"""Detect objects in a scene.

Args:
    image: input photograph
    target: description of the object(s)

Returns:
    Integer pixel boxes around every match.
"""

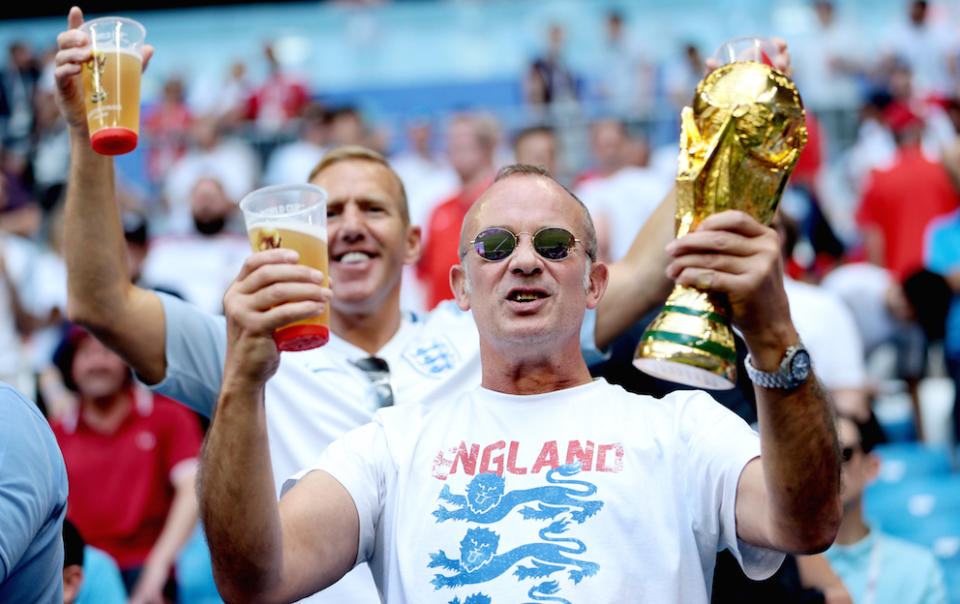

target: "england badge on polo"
[404,336,461,377]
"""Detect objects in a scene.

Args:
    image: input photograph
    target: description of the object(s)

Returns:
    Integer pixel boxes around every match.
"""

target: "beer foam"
[250,220,327,241]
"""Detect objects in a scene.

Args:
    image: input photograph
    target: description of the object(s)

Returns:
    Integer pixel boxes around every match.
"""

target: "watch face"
[790,350,812,382]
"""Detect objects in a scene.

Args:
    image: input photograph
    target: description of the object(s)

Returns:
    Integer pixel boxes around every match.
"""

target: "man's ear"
[586,262,609,310]
[403,225,422,266]
[62,564,84,604]
[865,452,881,483]
[450,263,471,311]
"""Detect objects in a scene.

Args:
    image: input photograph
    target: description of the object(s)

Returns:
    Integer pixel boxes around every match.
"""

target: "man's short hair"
[472,164,598,262]
[308,145,410,225]
[62,519,85,569]
[841,413,883,454]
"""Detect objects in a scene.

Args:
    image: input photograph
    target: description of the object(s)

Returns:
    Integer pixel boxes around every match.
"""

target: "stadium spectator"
[263,101,329,186]
[524,23,578,113]
[143,76,193,187]
[593,11,654,120]
[244,43,310,135]
[512,124,560,180]
[50,327,202,603]
[882,0,959,102]
[418,112,498,307]
[62,519,126,604]
[804,415,948,603]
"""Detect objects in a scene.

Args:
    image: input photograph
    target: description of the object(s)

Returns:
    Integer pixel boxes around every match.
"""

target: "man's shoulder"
[878,532,942,566]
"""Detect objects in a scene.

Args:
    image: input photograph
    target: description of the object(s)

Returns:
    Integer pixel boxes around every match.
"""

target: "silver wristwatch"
[744,342,811,390]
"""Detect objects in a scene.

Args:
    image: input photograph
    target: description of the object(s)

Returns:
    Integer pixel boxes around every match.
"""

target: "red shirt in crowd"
[51,387,203,570]
[856,145,960,282]
[418,177,493,308]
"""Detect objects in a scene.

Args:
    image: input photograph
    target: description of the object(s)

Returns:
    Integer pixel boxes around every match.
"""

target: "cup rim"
[239,183,328,220]
[79,16,146,44]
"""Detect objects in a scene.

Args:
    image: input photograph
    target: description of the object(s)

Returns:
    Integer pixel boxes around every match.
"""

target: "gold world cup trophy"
[633,44,807,390]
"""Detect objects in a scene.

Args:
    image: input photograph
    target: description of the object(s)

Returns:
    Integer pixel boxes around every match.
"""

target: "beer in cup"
[78,17,145,155]
[239,184,330,351]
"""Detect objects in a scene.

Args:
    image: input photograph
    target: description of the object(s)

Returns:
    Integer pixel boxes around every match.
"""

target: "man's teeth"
[340,252,371,264]
[510,291,543,302]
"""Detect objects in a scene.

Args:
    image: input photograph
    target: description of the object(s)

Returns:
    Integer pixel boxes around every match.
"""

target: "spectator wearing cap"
[50,327,202,604]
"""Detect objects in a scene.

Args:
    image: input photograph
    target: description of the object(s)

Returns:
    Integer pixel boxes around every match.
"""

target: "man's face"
[590,121,626,173]
[515,133,558,177]
[452,175,605,349]
[448,120,489,182]
[72,337,129,400]
[312,160,420,315]
[838,417,878,509]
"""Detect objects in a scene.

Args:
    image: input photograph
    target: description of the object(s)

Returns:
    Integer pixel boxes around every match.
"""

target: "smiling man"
[200,165,841,603]
[54,7,674,602]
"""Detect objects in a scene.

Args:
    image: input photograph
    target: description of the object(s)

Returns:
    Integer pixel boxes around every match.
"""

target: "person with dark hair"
[0,382,67,603]
[62,519,126,604]
[50,327,202,604]
[512,125,559,179]
[808,415,947,603]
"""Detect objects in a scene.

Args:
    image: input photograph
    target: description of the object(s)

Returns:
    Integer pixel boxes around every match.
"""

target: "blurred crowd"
[1,0,960,602]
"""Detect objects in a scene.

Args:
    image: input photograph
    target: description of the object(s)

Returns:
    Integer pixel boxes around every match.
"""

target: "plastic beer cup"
[78,17,145,155]
[713,36,779,67]
[239,184,330,351]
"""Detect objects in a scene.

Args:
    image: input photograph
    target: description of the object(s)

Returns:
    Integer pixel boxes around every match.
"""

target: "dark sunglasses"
[351,356,394,408]
[470,227,582,262]
[841,445,861,463]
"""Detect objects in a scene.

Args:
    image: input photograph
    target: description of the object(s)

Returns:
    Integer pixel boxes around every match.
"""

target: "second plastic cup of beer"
[239,184,330,351]
[78,16,145,155]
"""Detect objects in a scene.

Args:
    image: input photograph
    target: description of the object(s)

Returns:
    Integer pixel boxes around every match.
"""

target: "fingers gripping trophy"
[633,38,807,390]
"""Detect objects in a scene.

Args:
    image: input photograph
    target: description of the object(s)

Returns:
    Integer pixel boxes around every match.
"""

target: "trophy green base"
[632,285,737,390]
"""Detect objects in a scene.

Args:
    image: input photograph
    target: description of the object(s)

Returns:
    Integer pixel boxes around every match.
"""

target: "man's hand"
[128,559,168,604]
[221,249,331,390]
[54,6,154,135]
[666,210,796,365]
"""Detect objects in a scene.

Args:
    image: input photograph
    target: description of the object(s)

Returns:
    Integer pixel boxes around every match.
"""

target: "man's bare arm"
[199,250,354,603]
[668,211,841,553]
[594,189,675,349]
[56,6,166,383]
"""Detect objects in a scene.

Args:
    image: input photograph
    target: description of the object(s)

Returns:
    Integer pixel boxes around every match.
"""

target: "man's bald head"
[459,164,598,263]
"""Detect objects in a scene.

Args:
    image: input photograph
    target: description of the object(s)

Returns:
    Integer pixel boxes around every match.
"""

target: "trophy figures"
[633,40,808,389]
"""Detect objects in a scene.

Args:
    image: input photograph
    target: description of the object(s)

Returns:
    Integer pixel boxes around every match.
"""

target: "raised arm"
[199,250,356,603]
[593,189,675,349]
[667,210,841,553]
[56,6,166,384]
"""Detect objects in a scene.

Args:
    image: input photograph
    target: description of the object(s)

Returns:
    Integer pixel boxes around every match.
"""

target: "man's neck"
[331,292,404,355]
[81,390,133,434]
[835,501,871,545]
[479,336,592,395]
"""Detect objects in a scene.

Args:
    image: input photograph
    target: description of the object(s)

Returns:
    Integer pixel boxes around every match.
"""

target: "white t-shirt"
[783,277,866,391]
[151,294,605,603]
[287,380,783,603]
[575,167,671,262]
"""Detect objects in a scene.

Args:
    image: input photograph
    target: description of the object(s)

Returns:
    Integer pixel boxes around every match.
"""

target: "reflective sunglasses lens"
[474,228,516,261]
[534,228,576,260]
[841,447,855,463]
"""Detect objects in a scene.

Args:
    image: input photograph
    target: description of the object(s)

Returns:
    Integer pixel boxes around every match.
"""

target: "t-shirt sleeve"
[676,390,785,580]
[149,291,227,418]
[0,387,67,583]
[281,422,391,567]
[155,397,203,486]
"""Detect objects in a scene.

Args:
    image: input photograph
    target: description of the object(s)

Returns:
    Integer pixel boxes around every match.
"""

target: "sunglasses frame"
[469,226,583,262]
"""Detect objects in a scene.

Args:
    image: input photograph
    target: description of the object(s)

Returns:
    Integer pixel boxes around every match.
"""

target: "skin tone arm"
[667,211,842,553]
[129,468,199,604]
[199,250,358,604]
[55,7,167,384]
[796,554,853,604]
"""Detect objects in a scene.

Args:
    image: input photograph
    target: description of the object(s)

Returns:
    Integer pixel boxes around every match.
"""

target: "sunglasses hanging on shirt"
[350,356,394,408]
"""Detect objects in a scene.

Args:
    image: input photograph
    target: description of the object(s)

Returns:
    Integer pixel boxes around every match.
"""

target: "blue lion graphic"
[449,594,491,604]
[433,463,603,524]
[526,580,571,603]
[428,519,599,590]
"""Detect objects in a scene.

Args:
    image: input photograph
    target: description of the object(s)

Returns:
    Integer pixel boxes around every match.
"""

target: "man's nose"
[337,203,366,241]
[510,234,543,275]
